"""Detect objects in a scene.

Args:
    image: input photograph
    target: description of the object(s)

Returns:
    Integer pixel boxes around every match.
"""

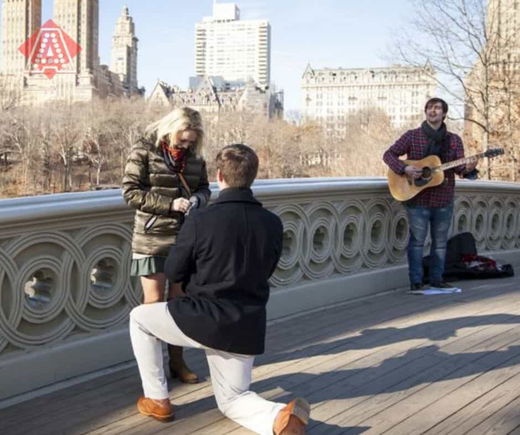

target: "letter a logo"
[18,19,82,79]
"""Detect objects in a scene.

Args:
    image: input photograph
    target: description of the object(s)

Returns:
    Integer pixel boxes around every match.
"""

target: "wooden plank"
[384,350,520,434]
[298,295,520,422]
[302,302,520,430]
[87,285,520,434]
[95,294,512,434]
[459,391,520,434]
[424,369,520,434]
[216,320,520,435]
[0,277,518,435]
[354,328,520,434]
[304,322,520,432]
[195,299,520,433]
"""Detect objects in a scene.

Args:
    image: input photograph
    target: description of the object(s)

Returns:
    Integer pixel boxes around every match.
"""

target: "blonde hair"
[145,107,204,155]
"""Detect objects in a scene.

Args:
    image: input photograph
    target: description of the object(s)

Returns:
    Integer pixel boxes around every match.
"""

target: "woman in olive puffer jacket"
[122,107,210,384]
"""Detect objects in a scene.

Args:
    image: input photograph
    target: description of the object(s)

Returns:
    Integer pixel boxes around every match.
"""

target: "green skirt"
[130,256,167,277]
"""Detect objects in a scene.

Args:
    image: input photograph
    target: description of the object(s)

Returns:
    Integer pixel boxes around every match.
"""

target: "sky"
[33,0,415,112]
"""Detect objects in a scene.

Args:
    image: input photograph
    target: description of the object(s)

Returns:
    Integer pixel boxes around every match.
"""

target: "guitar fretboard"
[437,152,488,171]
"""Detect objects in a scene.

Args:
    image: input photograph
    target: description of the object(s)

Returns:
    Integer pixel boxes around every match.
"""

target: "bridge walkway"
[2,275,520,434]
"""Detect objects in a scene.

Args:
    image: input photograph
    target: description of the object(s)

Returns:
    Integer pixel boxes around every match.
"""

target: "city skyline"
[0,0,140,103]
[1,0,414,111]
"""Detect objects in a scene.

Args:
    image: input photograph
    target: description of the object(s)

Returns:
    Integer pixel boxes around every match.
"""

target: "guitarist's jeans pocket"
[406,205,454,285]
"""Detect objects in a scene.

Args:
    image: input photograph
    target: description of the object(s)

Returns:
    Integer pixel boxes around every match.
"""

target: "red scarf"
[161,141,187,173]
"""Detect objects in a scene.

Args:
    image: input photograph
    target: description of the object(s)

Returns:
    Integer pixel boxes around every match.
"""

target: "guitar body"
[386,147,503,201]
[388,155,444,201]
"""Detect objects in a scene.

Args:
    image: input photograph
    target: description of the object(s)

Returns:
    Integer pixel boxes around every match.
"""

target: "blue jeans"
[406,205,454,285]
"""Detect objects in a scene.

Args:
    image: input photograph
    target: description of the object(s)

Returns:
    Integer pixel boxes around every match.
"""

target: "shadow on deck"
[1,276,520,434]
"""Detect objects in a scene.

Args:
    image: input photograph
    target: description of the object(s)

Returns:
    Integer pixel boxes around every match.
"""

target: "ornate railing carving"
[0,178,518,401]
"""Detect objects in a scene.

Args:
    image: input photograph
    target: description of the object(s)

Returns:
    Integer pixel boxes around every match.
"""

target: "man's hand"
[404,165,423,180]
[465,156,478,173]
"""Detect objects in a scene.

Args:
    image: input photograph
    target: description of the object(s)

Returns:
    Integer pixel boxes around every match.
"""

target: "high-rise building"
[53,0,99,75]
[301,64,436,137]
[487,0,520,54]
[464,0,520,180]
[110,6,138,94]
[466,0,520,118]
[30,0,100,103]
[195,2,270,89]
[1,0,42,77]
[0,0,141,104]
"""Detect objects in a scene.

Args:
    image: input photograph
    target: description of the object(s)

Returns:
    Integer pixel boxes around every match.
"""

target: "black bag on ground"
[422,232,514,281]
[445,232,477,266]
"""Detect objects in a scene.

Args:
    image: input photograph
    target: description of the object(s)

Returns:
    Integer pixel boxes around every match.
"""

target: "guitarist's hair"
[424,98,448,117]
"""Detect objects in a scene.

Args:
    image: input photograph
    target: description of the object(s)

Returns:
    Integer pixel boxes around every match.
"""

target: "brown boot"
[273,398,310,435]
[137,397,174,422]
[167,345,199,384]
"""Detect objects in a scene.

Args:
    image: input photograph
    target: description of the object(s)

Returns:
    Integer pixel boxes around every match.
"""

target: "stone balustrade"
[0,178,519,403]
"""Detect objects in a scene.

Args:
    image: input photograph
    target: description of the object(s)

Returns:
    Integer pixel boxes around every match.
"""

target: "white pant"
[129,303,284,435]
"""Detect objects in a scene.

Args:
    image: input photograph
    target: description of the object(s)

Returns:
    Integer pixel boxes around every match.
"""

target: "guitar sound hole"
[421,167,432,178]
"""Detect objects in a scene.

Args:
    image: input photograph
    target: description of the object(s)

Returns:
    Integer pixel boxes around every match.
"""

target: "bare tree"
[0,99,402,198]
[0,76,21,112]
[101,97,157,181]
[0,108,47,196]
[334,107,399,177]
[393,0,520,180]
[45,104,87,192]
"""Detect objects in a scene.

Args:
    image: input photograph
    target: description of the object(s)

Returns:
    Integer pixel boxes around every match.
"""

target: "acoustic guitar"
[387,148,504,201]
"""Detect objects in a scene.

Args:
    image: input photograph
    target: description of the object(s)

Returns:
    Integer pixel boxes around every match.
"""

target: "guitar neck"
[438,152,485,171]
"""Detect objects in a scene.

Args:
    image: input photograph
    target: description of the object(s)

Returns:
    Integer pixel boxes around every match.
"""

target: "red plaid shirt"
[383,127,466,207]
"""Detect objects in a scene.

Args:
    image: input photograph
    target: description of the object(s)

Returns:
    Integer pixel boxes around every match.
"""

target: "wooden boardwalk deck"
[2,276,520,434]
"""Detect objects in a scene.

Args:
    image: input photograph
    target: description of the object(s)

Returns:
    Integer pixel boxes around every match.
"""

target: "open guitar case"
[422,232,514,282]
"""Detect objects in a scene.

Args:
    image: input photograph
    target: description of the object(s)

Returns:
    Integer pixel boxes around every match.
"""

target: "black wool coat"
[165,187,283,355]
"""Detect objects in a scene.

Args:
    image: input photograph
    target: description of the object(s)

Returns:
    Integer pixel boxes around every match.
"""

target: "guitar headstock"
[484,148,504,158]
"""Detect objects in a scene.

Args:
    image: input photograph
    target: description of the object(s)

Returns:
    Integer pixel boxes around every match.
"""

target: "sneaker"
[408,283,425,295]
[430,281,453,289]
[410,283,424,291]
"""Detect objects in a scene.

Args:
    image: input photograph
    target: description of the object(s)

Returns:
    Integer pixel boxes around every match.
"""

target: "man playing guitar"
[383,98,478,291]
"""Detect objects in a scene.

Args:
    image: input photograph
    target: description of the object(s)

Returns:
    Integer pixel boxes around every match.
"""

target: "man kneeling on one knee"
[129,144,310,435]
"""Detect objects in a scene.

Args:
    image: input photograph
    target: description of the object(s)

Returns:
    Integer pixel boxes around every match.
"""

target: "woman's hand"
[172,197,191,213]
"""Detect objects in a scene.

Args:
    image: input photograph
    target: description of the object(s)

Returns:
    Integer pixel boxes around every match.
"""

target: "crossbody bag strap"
[178,172,192,197]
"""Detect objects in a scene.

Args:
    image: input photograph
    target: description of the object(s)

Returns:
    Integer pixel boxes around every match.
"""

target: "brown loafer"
[137,397,174,422]
[273,397,310,434]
